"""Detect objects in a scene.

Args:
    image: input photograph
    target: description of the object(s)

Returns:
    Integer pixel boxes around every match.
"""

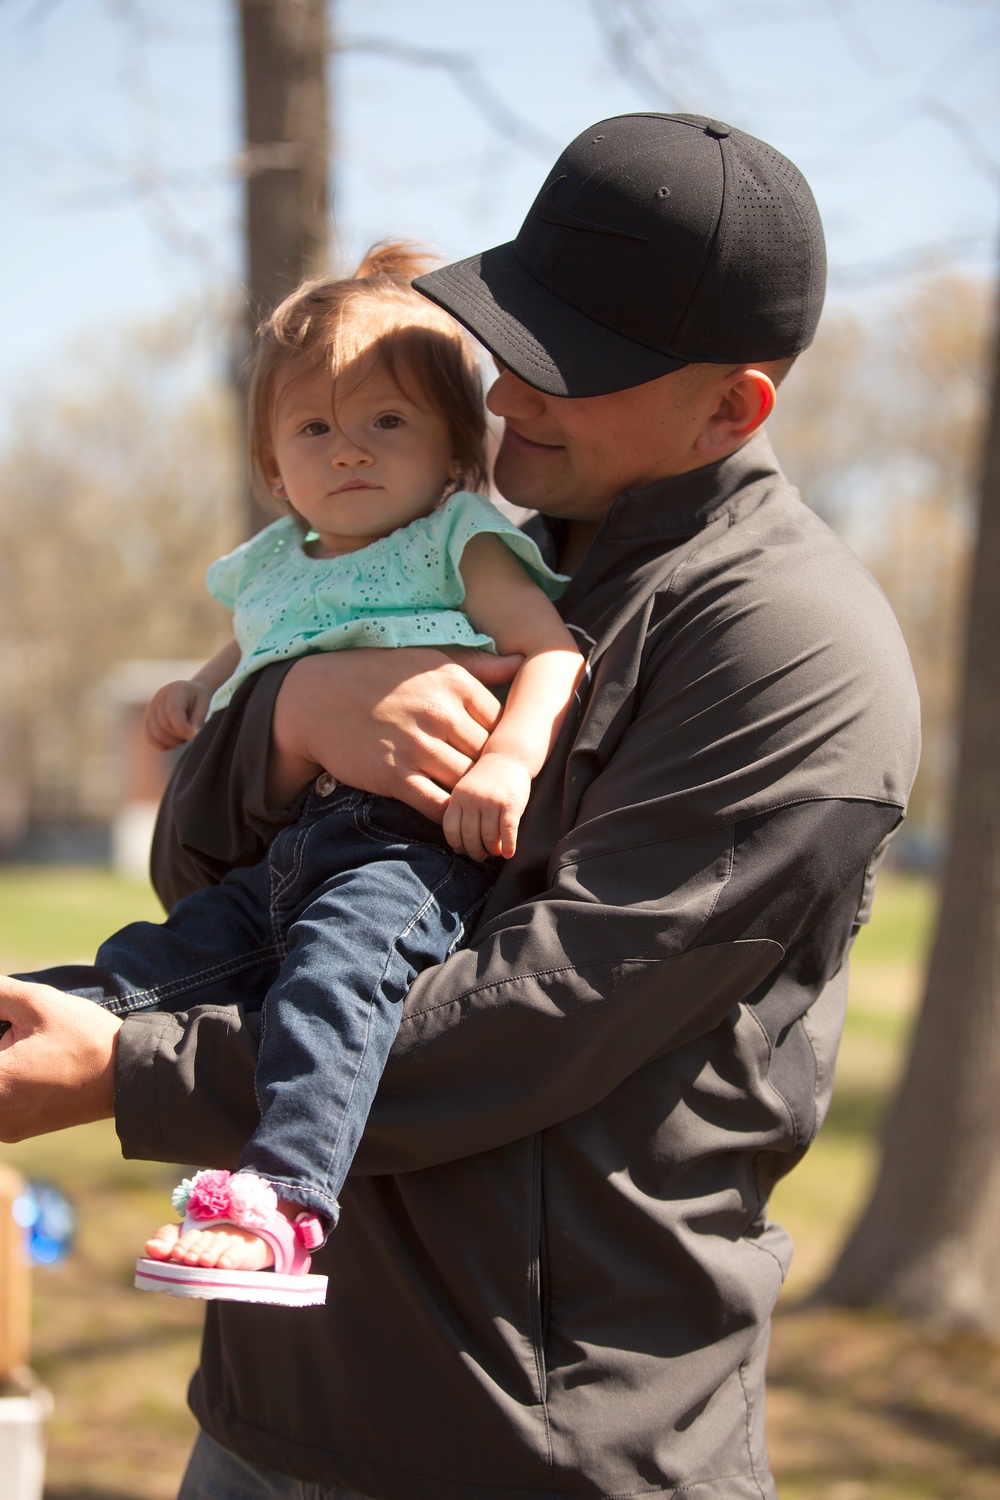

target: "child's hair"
[247,242,489,507]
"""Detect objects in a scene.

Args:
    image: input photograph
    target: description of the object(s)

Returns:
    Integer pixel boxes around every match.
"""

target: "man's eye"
[374,414,403,429]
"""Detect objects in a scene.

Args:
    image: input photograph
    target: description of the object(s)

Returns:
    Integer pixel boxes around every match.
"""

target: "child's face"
[266,355,460,556]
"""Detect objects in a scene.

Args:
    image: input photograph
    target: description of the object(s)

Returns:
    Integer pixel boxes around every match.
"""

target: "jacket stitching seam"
[742,1003,798,1150]
[397,956,662,1026]
[692,828,734,941]
[528,1133,554,1478]
[151,1013,171,1162]
[398,944,777,1028]
[551,794,907,873]
[737,1357,768,1500]
[100,946,286,1013]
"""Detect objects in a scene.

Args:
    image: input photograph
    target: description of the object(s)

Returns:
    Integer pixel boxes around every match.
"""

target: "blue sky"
[1,0,997,404]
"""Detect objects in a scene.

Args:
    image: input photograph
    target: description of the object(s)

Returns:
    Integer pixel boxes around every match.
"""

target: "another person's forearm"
[266,648,517,814]
[0,980,120,1142]
[267,655,325,806]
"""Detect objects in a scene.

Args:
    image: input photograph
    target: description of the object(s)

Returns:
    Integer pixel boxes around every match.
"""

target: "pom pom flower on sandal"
[135,1169,328,1307]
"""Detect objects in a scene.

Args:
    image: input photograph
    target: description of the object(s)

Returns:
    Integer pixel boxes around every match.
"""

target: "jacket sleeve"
[149,662,301,911]
[116,612,907,1174]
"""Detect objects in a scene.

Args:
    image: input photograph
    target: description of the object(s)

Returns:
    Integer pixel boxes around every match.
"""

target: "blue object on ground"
[12,1181,75,1265]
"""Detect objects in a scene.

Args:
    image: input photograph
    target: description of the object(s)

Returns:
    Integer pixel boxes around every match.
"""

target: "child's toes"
[190,1231,229,1268]
[170,1230,203,1266]
[166,1225,272,1271]
[171,1229,216,1265]
[192,1229,241,1268]
[145,1222,181,1260]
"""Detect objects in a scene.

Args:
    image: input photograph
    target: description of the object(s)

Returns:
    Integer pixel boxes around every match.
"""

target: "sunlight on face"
[267,355,460,557]
[486,362,729,522]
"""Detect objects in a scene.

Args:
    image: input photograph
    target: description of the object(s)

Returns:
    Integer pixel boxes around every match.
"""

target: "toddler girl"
[21,245,582,1305]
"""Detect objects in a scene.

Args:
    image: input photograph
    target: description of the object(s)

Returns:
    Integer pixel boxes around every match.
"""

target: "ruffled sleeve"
[206,518,297,612]
[432,492,569,604]
[206,550,241,612]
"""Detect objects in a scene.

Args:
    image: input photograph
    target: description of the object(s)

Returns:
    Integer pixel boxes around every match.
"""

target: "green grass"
[0,867,164,971]
[849,872,937,968]
[771,870,938,1297]
[0,866,199,1497]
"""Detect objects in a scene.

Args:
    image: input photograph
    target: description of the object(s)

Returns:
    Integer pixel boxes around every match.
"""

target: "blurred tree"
[0,315,240,832]
[771,274,989,842]
[819,270,1000,1330]
[237,0,332,536]
[0,3,334,828]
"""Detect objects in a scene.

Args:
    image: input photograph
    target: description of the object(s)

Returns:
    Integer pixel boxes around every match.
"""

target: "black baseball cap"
[414,113,826,398]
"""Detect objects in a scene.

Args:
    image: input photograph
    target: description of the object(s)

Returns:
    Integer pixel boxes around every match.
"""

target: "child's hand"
[143,680,212,750]
[443,753,532,862]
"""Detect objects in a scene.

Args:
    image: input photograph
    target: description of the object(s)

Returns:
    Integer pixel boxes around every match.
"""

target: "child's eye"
[374,413,404,430]
[302,420,329,436]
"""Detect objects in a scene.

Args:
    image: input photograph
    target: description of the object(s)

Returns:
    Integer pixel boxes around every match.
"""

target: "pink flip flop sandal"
[134,1170,328,1307]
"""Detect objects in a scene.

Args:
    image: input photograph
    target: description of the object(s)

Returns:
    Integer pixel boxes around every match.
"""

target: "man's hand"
[267,647,522,819]
[0,978,120,1142]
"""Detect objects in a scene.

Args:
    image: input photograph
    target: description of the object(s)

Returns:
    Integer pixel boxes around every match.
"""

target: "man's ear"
[694,368,776,459]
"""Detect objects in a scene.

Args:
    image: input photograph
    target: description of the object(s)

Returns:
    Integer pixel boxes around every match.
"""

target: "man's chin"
[493,453,565,516]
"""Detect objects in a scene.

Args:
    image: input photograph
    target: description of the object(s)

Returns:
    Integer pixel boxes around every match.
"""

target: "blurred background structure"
[1,1,1000,1495]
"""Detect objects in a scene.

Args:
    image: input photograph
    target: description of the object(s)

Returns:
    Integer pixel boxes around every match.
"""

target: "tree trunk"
[820,273,1000,1328]
[237,0,331,535]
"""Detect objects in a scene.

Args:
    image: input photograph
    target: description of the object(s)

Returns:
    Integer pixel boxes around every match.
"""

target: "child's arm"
[143,638,242,751]
[445,533,584,861]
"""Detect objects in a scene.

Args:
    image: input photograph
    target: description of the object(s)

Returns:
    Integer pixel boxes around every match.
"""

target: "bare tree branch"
[336,35,559,157]
[594,0,999,292]
[588,0,715,111]
[101,0,234,281]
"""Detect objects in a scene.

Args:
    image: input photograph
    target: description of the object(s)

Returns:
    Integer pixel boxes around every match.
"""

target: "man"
[0,115,918,1499]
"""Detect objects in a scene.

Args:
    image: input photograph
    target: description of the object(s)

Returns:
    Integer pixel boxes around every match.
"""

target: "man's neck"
[559,519,603,575]
[554,433,768,574]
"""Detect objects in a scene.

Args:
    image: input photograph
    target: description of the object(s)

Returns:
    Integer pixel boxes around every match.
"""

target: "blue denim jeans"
[25,786,496,1227]
[178,1429,373,1499]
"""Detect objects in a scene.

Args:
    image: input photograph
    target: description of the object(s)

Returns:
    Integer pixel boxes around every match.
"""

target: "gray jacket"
[117,433,920,1499]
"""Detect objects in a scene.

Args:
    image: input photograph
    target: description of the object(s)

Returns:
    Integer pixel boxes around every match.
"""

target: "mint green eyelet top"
[206,491,568,716]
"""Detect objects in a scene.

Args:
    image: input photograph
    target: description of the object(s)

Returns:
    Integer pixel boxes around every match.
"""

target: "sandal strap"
[174,1170,313,1276]
[179,1209,306,1275]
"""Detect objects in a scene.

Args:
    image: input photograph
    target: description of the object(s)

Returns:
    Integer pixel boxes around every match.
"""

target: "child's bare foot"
[145,1220,275,1272]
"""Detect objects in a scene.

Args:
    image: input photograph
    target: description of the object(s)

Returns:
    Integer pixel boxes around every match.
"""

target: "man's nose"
[486,368,547,420]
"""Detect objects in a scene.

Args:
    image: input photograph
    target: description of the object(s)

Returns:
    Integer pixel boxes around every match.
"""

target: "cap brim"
[414,244,687,398]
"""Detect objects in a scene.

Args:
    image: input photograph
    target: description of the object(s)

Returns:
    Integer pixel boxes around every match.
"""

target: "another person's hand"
[443,753,532,861]
[144,679,212,750]
[0,978,120,1142]
[268,647,522,820]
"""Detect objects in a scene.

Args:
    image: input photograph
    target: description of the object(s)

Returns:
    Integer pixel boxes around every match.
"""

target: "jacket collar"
[597,428,781,546]
[554,429,783,614]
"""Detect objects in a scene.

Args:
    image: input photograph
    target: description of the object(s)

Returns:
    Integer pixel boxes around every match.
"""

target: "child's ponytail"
[354,240,438,285]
